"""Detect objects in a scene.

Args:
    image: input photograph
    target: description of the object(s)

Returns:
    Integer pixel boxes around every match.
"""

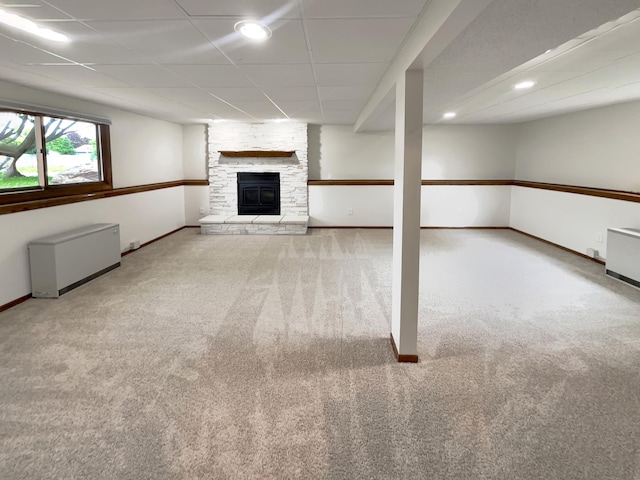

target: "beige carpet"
[0,228,638,479]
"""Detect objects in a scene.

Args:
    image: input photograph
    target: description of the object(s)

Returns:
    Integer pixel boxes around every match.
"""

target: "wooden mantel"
[219,150,295,158]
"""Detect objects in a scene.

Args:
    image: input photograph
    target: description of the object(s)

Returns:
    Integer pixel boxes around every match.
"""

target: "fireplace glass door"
[237,172,280,215]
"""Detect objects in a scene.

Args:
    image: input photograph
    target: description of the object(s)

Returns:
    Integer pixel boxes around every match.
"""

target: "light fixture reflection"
[0,8,70,42]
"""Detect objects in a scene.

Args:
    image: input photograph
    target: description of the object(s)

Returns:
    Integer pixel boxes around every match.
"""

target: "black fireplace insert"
[237,172,280,215]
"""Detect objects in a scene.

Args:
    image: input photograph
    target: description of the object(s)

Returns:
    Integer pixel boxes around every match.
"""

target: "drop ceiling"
[0,0,639,128]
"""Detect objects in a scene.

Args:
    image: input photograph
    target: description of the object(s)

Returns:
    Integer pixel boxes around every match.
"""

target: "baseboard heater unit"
[605,227,640,289]
[28,223,121,298]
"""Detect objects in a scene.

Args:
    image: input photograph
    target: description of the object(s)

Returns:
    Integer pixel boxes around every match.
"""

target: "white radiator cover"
[28,223,121,298]
[605,227,640,289]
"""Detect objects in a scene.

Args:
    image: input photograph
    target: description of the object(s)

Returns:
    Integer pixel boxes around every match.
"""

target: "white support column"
[391,69,423,363]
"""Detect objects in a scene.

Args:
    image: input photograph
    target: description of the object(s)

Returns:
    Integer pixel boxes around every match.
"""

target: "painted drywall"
[184,186,210,226]
[110,112,183,188]
[309,124,517,180]
[510,187,640,260]
[308,124,516,226]
[515,100,640,192]
[182,124,209,224]
[0,188,185,306]
[512,101,640,258]
[309,185,511,227]
[0,80,188,306]
[183,124,207,179]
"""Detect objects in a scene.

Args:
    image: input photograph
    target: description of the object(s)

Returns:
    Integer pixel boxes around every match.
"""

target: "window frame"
[0,107,113,205]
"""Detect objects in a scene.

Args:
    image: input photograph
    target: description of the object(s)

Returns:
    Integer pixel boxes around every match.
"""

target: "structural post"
[390,69,423,363]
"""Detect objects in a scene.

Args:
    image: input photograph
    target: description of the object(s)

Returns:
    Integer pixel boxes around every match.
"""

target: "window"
[0,108,112,204]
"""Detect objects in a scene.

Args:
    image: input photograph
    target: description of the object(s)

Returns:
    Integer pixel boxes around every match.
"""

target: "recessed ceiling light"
[514,80,536,90]
[234,20,272,41]
[443,112,457,119]
[271,118,290,123]
[0,8,69,42]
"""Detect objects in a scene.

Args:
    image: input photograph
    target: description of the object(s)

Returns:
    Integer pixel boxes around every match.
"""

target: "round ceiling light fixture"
[234,20,272,41]
[514,80,536,90]
[443,112,457,120]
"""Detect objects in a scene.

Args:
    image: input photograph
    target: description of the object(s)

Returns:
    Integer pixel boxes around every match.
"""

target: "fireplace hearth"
[237,172,280,215]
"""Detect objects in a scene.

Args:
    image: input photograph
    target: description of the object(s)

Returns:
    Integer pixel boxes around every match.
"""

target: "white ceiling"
[0,0,639,128]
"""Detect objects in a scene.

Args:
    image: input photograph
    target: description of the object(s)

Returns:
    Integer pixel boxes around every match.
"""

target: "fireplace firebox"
[237,172,280,215]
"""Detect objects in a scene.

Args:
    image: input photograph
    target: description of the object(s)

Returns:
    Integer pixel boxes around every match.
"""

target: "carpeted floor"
[0,228,638,479]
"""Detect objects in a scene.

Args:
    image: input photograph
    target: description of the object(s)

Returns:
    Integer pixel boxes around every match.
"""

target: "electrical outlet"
[199,207,205,214]
[347,208,353,215]
[596,232,603,242]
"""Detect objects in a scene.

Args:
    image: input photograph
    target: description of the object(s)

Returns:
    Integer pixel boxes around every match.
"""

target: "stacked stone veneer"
[208,122,308,218]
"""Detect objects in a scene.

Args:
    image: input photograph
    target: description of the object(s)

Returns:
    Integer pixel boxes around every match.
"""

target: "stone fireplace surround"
[199,122,309,235]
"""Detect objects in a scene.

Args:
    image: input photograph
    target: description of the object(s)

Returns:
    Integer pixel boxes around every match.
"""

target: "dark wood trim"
[308,180,394,186]
[308,179,512,186]
[308,179,640,205]
[1,180,208,215]
[422,179,512,186]
[99,124,114,188]
[182,179,209,186]
[219,150,295,158]
[0,294,31,314]
[121,226,187,256]
[509,227,606,265]
[0,122,114,206]
[512,181,640,204]
[422,226,509,230]
[390,333,419,363]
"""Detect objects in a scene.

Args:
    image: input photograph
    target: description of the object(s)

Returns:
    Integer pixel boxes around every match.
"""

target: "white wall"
[0,189,185,306]
[309,124,517,180]
[516,100,640,192]
[308,124,516,226]
[512,101,640,258]
[0,80,188,306]
[309,185,511,227]
[182,124,209,225]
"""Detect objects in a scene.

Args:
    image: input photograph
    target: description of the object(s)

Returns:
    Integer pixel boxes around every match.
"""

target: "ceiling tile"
[321,100,366,112]
[302,0,427,18]
[43,0,187,20]
[194,19,310,64]
[239,64,315,87]
[0,2,72,20]
[275,99,321,116]
[95,65,193,87]
[36,22,151,64]
[13,65,129,87]
[0,35,69,65]
[206,87,268,101]
[175,0,299,18]
[145,87,221,103]
[165,64,253,87]
[224,100,283,117]
[314,63,388,86]
[306,18,415,63]
[87,20,227,65]
[318,86,374,101]
[262,86,317,101]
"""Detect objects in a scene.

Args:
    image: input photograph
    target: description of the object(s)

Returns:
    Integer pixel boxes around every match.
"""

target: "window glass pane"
[43,117,101,185]
[0,112,38,190]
